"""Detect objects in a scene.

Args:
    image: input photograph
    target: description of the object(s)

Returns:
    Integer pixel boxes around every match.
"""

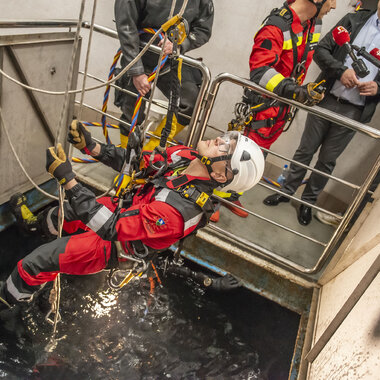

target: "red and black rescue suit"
[246,2,322,148]
[4,143,215,303]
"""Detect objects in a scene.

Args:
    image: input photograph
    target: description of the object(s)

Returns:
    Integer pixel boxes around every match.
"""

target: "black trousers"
[115,50,201,136]
[282,94,364,204]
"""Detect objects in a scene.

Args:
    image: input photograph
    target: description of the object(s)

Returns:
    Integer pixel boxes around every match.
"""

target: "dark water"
[0,226,300,380]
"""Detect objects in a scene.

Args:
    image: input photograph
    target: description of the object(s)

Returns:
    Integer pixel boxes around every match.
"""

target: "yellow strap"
[120,133,128,149]
[119,271,143,288]
[213,189,243,198]
[177,57,183,83]
[283,39,293,50]
[251,103,265,110]
[311,33,320,44]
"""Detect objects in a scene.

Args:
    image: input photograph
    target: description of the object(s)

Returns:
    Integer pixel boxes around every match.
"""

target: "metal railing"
[196,73,380,274]
[0,19,211,146]
[2,21,379,276]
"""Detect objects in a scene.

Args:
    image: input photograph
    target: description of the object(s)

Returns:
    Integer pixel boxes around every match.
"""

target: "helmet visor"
[216,131,240,182]
[216,131,239,155]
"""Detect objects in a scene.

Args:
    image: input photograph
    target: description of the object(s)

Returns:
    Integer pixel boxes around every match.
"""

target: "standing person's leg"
[116,76,146,148]
[143,64,201,150]
[263,112,330,205]
[301,125,356,204]
[176,65,202,127]
[300,102,363,204]
[2,231,112,306]
[115,51,161,148]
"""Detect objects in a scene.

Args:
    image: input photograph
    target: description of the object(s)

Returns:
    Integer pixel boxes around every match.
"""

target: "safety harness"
[230,1,322,139]
[107,147,217,289]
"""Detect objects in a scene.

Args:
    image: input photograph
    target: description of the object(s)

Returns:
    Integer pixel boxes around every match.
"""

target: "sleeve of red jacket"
[114,0,145,77]
[65,183,184,249]
[249,26,297,99]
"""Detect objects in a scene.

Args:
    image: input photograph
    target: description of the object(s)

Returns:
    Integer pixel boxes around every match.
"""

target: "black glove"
[67,119,96,154]
[210,274,241,291]
[293,82,325,106]
[46,143,75,185]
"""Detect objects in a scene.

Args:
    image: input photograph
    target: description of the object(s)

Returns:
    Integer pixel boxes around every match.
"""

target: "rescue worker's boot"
[120,132,129,149]
[143,116,185,152]
[9,193,57,241]
[9,193,38,234]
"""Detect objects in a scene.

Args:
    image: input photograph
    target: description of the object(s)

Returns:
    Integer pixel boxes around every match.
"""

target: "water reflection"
[0,228,299,379]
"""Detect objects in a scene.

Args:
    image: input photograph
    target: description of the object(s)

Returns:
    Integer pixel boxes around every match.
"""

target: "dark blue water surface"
[0,225,299,380]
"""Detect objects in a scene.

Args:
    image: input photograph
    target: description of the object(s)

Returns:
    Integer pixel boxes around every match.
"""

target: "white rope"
[46,0,87,352]
[0,28,162,96]
[0,3,190,97]
[0,108,59,200]
[0,0,189,203]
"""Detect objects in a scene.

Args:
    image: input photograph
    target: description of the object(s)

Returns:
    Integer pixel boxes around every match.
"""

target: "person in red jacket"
[0,122,264,310]
[246,0,336,149]
[211,0,335,222]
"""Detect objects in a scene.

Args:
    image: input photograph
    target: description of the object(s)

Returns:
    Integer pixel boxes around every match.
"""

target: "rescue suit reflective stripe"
[247,3,322,148]
[5,144,216,302]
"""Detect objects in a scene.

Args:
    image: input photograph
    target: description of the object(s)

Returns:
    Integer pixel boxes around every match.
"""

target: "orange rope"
[148,276,155,295]
[150,261,162,286]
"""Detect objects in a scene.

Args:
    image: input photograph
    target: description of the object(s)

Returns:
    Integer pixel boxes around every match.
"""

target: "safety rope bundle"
[70,28,167,166]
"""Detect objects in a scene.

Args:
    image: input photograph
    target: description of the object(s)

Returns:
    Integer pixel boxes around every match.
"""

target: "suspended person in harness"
[210,0,335,223]
[0,121,264,312]
[113,0,214,149]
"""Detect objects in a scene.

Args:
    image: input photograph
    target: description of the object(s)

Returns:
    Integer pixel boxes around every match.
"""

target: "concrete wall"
[1,0,379,208]
[307,186,380,379]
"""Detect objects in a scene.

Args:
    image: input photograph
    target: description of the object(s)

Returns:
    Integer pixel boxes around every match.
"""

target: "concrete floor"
[214,184,336,270]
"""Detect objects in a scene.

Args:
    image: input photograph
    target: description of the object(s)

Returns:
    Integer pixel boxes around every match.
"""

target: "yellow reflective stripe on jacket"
[259,68,286,92]
[311,33,320,44]
[266,73,285,92]
[283,32,303,50]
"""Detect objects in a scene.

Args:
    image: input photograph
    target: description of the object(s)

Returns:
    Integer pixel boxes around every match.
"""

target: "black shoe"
[298,205,312,226]
[9,193,38,234]
[263,193,290,206]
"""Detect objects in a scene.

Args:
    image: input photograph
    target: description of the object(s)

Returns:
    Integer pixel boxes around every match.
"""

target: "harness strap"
[153,176,214,217]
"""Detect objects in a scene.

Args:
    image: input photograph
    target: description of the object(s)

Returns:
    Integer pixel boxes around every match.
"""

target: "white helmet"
[220,132,265,193]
